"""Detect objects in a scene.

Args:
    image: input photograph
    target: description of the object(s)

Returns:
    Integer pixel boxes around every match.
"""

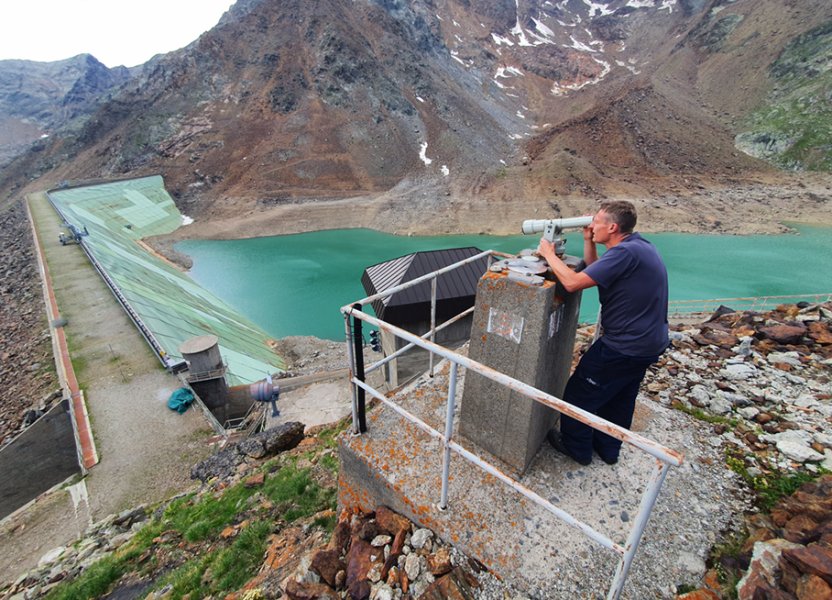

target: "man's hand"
[583,224,594,243]
[537,238,557,261]
[537,236,598,293]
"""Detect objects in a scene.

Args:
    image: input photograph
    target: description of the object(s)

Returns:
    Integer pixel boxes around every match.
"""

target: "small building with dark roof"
[361,247,489,386]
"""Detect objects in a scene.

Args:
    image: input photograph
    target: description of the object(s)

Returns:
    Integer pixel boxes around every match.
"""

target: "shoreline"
[149,177,832,252]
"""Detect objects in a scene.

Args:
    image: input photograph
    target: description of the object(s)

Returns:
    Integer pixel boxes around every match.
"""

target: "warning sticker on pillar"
[549,305,564,339]
[487,308,524,343]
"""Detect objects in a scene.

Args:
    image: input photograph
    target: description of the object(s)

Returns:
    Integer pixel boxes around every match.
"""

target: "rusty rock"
[736,539,802,600]
[357,519,382,542]
[693,328,739,348]
[796,574,832,600]
[330,515,351,554]
[758,324,807,345]
[285,579,340,600]
[375,506,411,537]
[742,527,777,555]
[808,322,832,345]
[386,566,401,588]
[418,567,479,600]
[311,548,345,589]
[346,537,378,600]
[676,590,719,600]
[756,412,774,425]
[245,472,265,487]
[781,545,832,584]
[427,546,453,577]
[784,515,819,544]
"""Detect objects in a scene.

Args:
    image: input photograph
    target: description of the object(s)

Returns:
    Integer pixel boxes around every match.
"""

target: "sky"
[0,0,236,68]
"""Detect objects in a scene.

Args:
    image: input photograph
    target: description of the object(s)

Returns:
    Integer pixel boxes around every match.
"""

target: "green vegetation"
[725,448,828,511]
[672,401,739,428]
[738,20,832,171]
[154,520,272,600]
[43,450,338,600]
[709,528,747,600]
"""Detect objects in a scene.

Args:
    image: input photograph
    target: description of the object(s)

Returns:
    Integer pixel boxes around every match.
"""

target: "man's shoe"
[547,430,591,466]
[592,444,619,465]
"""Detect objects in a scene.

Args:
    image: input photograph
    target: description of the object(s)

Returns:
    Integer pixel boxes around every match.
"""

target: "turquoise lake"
[177,226,832,341]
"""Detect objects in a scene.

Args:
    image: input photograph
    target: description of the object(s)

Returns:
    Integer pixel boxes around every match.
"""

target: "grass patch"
[43,521,164,600]
[315,420,350,449]
[320,452,339,474]
[162,485,254,542]
[754,469,825,512]
[152,520,272,599]
[725,449,828,511]
[44,556,126,600]
[709,529,747,600]
[263,461,337,522]
[672,402,739,428]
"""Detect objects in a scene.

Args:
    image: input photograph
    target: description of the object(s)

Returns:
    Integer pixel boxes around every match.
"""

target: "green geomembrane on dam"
[47,176,284,385]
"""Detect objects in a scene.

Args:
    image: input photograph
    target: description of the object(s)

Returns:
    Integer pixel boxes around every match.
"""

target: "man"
[537,200,669,466]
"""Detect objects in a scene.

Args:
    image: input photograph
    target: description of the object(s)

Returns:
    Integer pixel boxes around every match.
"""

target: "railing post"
[344,312,361,434]
[439,362,458,509]
[351,304,367,433]
[606,459,670,600]
[429,277,437,377]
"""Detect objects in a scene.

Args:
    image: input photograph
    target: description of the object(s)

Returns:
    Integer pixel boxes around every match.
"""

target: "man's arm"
[537,239,597,292]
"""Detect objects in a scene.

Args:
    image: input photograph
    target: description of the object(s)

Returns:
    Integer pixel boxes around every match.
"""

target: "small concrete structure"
[459,270,582,475]
[180,335,229,417]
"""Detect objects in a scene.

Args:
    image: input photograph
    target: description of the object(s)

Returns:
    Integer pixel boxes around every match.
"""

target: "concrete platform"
[265,375,354,431]
[337,357,734,598]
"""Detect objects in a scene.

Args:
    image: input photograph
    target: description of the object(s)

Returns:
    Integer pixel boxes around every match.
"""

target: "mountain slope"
[1,0,831,222]
[0,55,131,167]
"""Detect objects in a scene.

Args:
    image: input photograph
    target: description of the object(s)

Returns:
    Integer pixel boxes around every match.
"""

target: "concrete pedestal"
[459,269,582,475]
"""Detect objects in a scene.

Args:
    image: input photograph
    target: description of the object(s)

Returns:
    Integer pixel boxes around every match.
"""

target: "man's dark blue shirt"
[583,232,669,357]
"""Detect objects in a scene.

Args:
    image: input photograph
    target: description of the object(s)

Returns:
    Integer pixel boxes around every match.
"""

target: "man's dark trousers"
[560,338,658,464]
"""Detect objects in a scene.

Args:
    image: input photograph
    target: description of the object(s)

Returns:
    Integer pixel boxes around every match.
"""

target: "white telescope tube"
[521,216,593,234]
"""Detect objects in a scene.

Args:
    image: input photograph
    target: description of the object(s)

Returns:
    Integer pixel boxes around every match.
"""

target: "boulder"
[759,324,807,345]
[190,448,241,482]
[781,545,832,585]
[375,506,411,537]
[419,567,480,600]
[808,321,832,345]
[776,440,824,463]
[311,548,346,589]
[285,579,340,600]
[736,539,802,600]
[255,421,305,454]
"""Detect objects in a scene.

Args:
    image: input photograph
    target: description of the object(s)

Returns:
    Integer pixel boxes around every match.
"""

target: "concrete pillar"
[459,269,582,475]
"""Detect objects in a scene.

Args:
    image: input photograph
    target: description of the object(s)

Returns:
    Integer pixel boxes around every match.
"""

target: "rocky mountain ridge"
[0,54,132,167]
[1,0,831,226]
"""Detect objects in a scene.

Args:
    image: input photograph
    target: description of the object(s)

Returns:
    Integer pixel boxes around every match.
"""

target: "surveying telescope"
[521,216,592,256]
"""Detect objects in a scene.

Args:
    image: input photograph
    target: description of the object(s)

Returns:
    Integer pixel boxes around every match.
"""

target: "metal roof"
[361,247,487,319]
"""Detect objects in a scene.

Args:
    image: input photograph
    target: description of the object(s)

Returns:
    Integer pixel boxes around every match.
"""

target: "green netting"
[48,176,284,385]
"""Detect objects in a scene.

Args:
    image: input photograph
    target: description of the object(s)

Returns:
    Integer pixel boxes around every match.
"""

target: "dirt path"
[0,194,213,581]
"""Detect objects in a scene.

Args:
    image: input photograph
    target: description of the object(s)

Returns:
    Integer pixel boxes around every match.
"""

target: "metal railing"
[341,250,683,600]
